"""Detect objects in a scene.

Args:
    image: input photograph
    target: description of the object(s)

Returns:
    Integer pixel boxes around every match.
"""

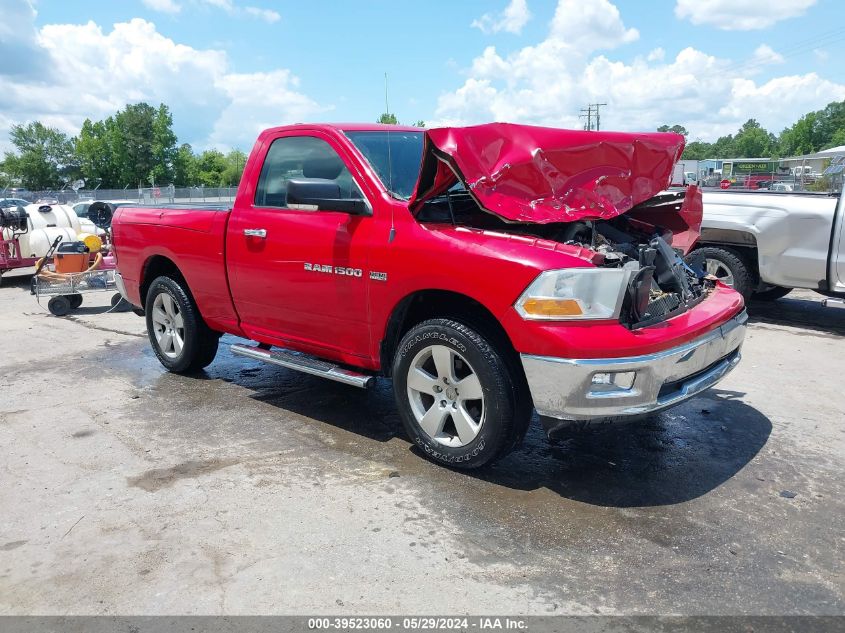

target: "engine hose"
[35,252,104,283]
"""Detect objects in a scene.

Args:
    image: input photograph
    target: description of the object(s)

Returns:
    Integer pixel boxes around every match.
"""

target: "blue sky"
[2,0,844,151]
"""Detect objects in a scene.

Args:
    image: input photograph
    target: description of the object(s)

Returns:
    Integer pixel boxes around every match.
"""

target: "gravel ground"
[0,272,842,615]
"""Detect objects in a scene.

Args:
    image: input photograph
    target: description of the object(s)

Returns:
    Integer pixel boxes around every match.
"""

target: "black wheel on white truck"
[392,318,531,470]
[145,276,220,373]
[687,246,755,300]
[688,246,794,302]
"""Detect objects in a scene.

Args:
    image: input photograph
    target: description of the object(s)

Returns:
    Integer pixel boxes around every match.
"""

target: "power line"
[721,28,845,77]
[580,103,607,131]
[579,105,593,131]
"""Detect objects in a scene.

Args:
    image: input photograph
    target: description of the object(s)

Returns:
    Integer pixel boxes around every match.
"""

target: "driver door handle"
[243,228,267,238]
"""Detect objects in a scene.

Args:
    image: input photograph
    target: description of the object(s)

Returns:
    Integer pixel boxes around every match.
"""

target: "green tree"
[814,101,845,148]
[413,120,426,128]
[378,113,398,124]
[657,124,689,136]
[150,104,177,185]
[195,149,227,186]
[75,118,116,189]
[117,103,158,185]
[75,102,179,187]
[778,111,822,156]
[3,122,75,190]
[0,161,12,188]
[681,141,712,160]
[172,143,198,186]
[826,128,845,149]
[220,149,247,186]
[733,119,773,157]
[710,134,736,158]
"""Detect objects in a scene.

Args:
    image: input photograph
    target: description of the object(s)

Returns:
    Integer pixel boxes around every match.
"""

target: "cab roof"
[261,122,422,135]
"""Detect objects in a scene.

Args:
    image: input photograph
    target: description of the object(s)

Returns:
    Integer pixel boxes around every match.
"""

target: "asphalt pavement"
[1,272,842,615]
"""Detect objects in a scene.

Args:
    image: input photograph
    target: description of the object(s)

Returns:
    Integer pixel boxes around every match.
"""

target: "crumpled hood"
[408,123,686,224]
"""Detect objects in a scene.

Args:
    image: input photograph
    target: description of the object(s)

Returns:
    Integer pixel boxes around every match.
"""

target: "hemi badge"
[370,271,387,282]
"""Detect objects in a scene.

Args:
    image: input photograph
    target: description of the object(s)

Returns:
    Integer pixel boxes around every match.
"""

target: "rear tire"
[687,246,755,300]
[145,276,220,373]
[752,286,792,301]
[392,318,530,470]
[69,294,83,309]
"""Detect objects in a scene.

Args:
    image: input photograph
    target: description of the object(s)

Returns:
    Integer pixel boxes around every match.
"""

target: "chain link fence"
[2,186,240,206]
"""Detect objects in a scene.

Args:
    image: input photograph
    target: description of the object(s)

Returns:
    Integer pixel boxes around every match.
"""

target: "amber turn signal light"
[520,298,584,317]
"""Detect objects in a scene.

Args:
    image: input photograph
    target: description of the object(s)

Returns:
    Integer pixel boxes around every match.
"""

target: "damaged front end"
[408,123,712,328]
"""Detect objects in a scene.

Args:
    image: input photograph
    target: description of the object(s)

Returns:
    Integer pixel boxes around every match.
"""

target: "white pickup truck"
[690,183,845,306]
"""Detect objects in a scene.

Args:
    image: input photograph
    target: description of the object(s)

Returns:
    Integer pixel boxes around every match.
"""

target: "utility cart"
[31,234,121,316]
[33,267,122,316]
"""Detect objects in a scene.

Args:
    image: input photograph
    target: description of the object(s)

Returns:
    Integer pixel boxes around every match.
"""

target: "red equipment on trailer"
[0,206,37,285]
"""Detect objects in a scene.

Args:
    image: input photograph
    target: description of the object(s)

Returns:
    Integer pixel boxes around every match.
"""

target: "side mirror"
[286,178,369,215]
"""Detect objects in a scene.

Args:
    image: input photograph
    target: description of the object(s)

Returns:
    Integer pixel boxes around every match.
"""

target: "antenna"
[385,72,396,243]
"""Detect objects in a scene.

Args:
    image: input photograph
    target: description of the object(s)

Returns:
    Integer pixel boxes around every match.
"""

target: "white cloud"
[244,6,281,23]
[0,0,51,79]
[751,44,784,65]
[0,5,323,153]
[814,48,829,62]
[209,70,323,148]
[549,0,638,51]
[199,0,279,21]
[201,0,234,10]
[675,0,817,30]
[718,73,845,126]
[471,0,531,35]
[142,0,182,14]
[433,0,845,141]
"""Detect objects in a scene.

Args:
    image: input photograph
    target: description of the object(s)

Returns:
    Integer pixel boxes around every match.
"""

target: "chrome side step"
[822,298,845,310]
[230,344,373,388]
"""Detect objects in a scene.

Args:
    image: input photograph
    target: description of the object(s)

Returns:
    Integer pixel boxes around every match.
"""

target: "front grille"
[643,293,681,320]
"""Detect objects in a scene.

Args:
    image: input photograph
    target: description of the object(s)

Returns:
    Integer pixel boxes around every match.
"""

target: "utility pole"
[579,105,593,131]
[593,102,607,131]
[580,102,608,131]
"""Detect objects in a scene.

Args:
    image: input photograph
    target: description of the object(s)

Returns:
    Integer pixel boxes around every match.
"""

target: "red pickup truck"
[112,123,746,469]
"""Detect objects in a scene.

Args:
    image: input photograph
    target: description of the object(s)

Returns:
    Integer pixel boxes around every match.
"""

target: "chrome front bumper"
[521,310,747,426]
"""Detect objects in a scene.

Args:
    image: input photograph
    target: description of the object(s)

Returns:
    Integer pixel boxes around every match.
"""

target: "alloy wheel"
[151,292,185,359]
[704,258,735,287]
[406,344,485,447]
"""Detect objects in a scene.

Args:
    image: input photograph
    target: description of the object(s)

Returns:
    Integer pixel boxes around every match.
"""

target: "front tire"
[392,319,530,469]
[145,276,220,373]
[687,246,754,300]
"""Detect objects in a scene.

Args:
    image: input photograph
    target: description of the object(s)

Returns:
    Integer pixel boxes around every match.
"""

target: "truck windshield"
[345,131,424,200]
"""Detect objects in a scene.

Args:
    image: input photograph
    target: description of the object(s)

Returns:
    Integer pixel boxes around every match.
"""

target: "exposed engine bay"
[418,189,714,329]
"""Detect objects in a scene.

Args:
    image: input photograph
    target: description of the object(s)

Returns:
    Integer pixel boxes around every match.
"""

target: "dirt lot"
[1,272,843,615]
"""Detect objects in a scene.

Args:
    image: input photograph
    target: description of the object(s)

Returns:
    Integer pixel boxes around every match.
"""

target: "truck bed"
[111,204,241,333]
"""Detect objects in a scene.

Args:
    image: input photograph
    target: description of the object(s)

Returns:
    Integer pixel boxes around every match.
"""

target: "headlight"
[515,268,631,320]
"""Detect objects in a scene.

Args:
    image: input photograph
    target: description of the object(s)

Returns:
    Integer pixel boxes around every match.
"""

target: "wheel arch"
[379,289,518,378]
[139,255,185,309]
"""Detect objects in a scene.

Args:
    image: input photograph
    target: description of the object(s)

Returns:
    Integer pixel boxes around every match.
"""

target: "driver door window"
[254,136,363,208]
